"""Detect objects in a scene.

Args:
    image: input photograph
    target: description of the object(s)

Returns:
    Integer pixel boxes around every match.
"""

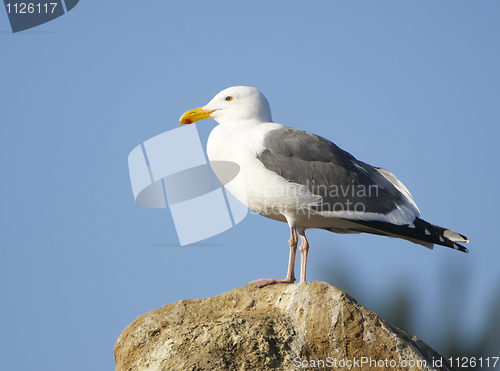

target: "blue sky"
[1,1,499,370]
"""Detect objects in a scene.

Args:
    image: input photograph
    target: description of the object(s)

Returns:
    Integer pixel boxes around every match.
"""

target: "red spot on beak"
[184,118,193,125]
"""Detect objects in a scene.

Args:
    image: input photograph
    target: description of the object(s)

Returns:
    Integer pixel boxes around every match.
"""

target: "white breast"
[207,121,321,225]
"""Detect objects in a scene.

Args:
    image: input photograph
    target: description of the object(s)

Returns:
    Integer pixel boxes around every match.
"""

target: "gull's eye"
[225,96,233,102]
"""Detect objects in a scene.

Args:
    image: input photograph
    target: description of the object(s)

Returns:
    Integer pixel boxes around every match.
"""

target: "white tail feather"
[443,229,469,243]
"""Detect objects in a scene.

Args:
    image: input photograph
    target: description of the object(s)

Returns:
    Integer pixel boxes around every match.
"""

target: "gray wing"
[257,127,418,217]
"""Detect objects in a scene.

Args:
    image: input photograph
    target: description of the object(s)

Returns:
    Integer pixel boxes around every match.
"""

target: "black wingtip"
[454,243,469,253]
[350,218,470,253]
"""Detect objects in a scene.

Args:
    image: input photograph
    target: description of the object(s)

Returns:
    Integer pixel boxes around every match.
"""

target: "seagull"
[179,86,469,288]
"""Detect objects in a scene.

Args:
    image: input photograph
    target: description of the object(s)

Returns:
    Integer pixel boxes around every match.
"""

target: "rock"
[114,282,456,371]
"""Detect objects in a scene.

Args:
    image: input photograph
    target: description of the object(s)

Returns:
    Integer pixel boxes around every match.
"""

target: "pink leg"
[297,228,309,283]
[250,227,298,288]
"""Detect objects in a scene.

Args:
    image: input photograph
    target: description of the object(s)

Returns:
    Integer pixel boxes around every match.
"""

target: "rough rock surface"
[114,282,455,371]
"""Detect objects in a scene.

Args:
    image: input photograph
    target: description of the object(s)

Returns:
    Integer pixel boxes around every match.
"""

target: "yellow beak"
[179,106,215,125]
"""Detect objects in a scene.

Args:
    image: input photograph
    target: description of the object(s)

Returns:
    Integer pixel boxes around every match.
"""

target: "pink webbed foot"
[250,277,296,288]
